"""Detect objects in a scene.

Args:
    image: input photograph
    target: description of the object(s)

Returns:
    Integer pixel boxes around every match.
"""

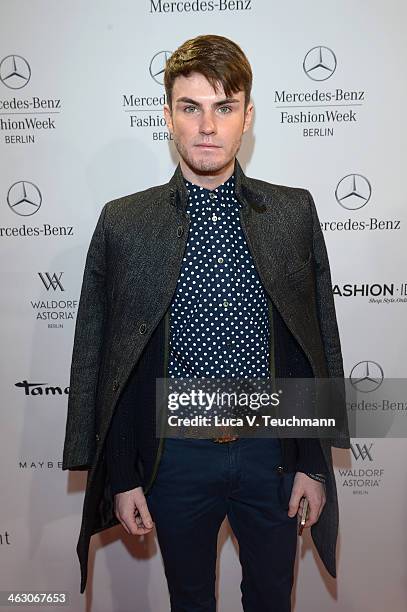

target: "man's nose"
[199,112,216,135]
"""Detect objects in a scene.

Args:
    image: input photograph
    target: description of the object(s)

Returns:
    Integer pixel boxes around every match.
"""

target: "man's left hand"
[287,472,326,528]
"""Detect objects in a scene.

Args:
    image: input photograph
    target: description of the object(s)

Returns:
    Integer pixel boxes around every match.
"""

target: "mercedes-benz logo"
[0,55,31,89]
[149,51,172,85]
[7,181,42,216]
[335,174,372,210]
[350,361,384,393]
[303,46,337,81]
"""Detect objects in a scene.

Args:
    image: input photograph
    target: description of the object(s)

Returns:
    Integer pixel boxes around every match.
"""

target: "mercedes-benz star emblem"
[303,46,337,81]
[7,181,42,216]
[0,55,31,89]
[149,51,172,85]
[350,361,384,392]
[335,174,372,210]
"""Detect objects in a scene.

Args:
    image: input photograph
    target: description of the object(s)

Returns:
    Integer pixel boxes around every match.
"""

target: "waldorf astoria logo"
[351,442,373,461]
[338,441,385,494]
[273,44,366,138]
[0,54,63,145]
[38,272,65,292]
[29,272,77,329]
[121,50,173,142]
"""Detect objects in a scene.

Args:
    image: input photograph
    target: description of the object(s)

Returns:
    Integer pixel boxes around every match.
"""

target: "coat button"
[112,380,119,391]
[276,465,284,474]
[176,225,184,237]
[139,322,147,334]
[95,433,100,442]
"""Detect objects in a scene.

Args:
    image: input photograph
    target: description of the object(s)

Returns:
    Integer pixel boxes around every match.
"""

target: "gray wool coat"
[62,159,350,593]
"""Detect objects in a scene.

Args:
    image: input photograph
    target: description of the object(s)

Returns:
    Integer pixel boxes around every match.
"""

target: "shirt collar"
[183,173,240,208]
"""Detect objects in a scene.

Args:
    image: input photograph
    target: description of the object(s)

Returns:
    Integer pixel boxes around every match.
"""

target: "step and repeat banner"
[1,1,406,610]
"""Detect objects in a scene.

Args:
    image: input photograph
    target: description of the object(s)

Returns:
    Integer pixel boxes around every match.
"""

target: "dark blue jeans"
[146,437,298,612]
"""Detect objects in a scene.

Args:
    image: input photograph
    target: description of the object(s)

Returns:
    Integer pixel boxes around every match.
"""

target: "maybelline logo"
[0,181,75,239]
[31,273,78,329]
[338,442,384,494]
[19,460,62,470]
[333,282,407,304]
[274,46,366,138]
[122,51,174,142]
[319,174,401,232]
[15,380,69,395]
[150,0,252,13]
[0,54,62,144]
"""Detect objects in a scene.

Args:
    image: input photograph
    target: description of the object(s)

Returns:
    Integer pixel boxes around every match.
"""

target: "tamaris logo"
[15,381,69,396]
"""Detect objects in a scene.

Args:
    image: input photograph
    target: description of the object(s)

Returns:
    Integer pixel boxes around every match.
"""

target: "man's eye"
[184,106,197,113]
[218,106,232,113]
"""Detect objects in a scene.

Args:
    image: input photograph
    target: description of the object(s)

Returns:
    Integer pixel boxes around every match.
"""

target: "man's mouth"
[195,144,221,149]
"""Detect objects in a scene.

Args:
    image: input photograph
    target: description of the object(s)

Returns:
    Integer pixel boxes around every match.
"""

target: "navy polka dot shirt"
[168,173,271,380]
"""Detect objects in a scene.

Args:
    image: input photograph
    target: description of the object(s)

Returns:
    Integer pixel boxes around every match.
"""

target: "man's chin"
[186,156,230,176]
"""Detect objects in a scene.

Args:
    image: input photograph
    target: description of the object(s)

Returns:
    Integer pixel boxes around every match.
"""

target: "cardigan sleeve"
[295,437,327,475]
[105,393,142,496]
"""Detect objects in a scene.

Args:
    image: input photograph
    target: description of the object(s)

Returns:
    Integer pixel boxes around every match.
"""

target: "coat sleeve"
[62,203,109,470]
[306,189,350,448]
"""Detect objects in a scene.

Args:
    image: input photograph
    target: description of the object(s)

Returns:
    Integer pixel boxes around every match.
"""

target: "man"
[62,35,350,610]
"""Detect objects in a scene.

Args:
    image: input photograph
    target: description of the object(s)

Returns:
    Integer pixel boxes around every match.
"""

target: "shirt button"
[209,192,217,199]
[223,300,229,308]
[217,257,224,264]
[212,214,218,222]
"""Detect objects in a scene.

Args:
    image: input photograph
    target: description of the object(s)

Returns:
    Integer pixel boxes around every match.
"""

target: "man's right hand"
[114,486,154,535]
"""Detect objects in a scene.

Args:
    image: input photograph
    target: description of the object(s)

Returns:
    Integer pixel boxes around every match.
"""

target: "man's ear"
[243,101,254,134]
[163,104,174,134]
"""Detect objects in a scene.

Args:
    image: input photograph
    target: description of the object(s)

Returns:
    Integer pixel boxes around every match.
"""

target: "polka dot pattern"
[168,173,270,380]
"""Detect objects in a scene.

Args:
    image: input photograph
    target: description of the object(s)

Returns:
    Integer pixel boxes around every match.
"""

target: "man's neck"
[179,158,235,190]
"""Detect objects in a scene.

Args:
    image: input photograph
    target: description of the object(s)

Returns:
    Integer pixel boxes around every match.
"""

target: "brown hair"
[164,34,252,109]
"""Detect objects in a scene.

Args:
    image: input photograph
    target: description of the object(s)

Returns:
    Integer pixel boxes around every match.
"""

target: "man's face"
[163,72,253,179]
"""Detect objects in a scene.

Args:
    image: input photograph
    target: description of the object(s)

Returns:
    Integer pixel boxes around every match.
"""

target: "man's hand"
[287,472,326,529]
[114,486,155,535]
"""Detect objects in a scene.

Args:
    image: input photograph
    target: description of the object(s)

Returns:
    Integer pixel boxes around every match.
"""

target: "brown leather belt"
[212,435,239,443]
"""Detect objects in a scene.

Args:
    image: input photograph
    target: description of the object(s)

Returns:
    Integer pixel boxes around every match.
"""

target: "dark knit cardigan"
[105,301,327,496]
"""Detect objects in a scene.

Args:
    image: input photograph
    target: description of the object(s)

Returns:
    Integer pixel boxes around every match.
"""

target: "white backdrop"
[1,1,406,610]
